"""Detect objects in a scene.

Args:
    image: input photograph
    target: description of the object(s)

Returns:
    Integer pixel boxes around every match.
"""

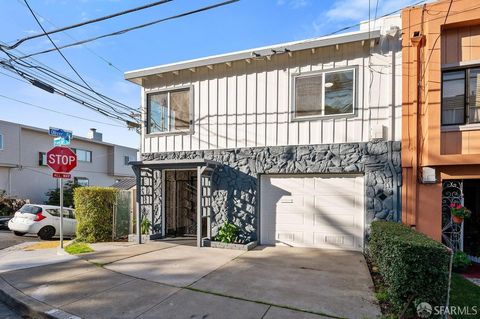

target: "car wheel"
[38,226,55,240]
[13,231,26,236]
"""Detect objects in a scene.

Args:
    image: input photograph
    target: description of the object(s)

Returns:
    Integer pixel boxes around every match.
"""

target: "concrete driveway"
[0,242,380,319]
[192,246,380,318]
[104,244,380,318]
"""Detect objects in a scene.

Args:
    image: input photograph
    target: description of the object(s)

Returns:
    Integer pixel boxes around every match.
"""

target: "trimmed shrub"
[73,187,118,242]
[369,221,451,314]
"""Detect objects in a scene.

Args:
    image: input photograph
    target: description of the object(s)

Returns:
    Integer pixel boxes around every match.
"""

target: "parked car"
[0,215,12,230]
[8,204,76,240]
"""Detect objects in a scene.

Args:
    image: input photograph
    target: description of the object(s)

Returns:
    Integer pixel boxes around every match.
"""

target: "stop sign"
[46,146,77,173]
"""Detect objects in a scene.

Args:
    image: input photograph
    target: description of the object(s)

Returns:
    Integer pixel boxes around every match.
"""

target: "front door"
[165,170,197,237]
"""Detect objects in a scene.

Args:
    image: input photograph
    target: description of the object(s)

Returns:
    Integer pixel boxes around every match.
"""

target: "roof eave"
[124,29,381,84]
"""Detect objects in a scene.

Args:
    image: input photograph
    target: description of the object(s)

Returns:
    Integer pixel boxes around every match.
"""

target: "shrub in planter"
[73,187,118,242]
[215,222,239,243]
[452,251,471,273]
[369,221,450,314]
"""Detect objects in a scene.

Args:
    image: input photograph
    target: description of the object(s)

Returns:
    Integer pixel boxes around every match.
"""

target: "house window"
[442,67,480,125]
[124,155,131,165]
[293,68,355,119]
[74,177,89,186]
[39,152,47,166]
[147,88,191,134]
[0,133,3,150]
[72,148,92,162]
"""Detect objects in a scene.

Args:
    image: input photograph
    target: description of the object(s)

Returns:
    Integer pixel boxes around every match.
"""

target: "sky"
[0,0,420,149]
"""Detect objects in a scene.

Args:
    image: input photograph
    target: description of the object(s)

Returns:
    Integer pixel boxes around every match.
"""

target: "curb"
[0,277,81,319]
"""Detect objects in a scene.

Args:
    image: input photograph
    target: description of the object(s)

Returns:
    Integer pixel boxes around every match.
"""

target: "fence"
[113,190,135,240]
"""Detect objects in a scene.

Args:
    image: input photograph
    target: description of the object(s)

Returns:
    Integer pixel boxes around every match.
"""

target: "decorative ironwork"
[441,180,464,251]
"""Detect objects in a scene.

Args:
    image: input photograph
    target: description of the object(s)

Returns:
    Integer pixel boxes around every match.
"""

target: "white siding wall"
[141,37,401,154]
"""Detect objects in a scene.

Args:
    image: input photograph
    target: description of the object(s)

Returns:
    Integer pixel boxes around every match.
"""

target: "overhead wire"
[2,0,174,50]
[22,0,137,119]
[13,0,240,61]
[0,93,127,127]
[14,0,124,73]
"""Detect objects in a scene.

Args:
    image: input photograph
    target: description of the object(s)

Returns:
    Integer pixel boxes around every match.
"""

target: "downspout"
[387,143,399,221]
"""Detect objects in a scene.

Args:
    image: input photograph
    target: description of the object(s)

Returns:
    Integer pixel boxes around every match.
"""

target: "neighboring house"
[0,120,138,203]
[125,16,402,250]
[402,0,480,260]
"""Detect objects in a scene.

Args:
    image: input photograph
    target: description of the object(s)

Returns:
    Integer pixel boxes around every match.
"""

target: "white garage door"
[260,174,364,251]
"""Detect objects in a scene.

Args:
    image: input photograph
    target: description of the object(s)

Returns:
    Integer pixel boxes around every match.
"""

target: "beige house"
[0,120,137,203]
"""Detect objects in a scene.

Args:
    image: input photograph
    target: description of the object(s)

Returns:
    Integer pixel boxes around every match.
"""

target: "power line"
[1,51,138,120]
[14,0,123,73]
[0,93,127,127]
[2,0,174,50]
[13,0,240,61]
[22,0,136,119]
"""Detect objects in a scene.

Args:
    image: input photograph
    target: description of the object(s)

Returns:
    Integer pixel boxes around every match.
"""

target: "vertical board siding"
[141,41,402,153]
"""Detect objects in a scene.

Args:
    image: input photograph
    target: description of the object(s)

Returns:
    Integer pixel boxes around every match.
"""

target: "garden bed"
[202,239,257,251]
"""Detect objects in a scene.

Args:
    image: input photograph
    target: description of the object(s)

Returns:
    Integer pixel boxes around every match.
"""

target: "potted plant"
[450,203,471,224]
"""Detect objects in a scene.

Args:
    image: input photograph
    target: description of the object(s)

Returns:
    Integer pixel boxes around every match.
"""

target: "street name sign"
[48,127,73,140]
[53,136,71,146]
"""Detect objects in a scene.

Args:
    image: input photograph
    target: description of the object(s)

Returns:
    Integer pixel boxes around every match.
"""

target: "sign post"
[46,145,77,249]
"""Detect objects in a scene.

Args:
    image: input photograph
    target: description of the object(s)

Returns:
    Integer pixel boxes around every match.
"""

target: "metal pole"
[60,178,64,249]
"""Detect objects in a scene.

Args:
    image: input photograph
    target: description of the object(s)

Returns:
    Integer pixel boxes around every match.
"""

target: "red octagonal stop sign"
[47,146,77,173]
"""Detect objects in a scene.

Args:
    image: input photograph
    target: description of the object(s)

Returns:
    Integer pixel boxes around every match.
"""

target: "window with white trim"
[72,148,92,162]
[147,88,191,134]
[0,133,3,150]
[74,177,89,186]
[293,68,355,119]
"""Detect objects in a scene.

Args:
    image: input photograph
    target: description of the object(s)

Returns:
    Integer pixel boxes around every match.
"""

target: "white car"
[8,204,76,240]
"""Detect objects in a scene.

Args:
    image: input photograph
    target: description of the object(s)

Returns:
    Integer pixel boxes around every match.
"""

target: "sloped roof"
[111,178,136,190]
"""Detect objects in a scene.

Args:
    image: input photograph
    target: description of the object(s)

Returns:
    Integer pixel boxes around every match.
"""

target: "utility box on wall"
[421,167,437,184]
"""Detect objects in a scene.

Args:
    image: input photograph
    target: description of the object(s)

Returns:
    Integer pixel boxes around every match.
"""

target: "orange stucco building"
[402,0,480,257]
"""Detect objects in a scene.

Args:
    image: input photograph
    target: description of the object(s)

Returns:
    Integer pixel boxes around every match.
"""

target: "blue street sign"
[53,136,71,146]
[48,127,73,140]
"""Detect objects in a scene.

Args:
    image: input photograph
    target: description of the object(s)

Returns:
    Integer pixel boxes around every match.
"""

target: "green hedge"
[73,187,118,242]
[369,221,451,314]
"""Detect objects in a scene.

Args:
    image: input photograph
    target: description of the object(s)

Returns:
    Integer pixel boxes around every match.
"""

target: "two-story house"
[402,0,480,261]
[0,120,138,203]
[126,17,403,250]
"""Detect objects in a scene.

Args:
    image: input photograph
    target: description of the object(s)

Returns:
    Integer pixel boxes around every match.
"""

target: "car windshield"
[19,205,42,214]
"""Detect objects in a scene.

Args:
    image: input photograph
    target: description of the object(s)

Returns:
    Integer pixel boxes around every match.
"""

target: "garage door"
[260,174,364,251]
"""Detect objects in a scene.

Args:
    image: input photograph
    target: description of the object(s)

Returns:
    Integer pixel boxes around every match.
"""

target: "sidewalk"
[0,242,334,319]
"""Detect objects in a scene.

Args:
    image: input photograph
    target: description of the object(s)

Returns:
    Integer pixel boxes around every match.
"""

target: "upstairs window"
[72,148,92,162]
[293,68,356,119]
[442,67,480,125]
[147,87,192,134]
[0,133,3,150]
[124,155,131,165]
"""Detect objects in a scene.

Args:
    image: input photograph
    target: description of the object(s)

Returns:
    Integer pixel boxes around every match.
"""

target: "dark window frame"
[39,152,47,166]
[74,177,89,186]
[442,66,480,126]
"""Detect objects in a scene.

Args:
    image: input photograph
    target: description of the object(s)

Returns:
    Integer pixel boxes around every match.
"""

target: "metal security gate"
[131,159,219,247]
[441,180,464,251]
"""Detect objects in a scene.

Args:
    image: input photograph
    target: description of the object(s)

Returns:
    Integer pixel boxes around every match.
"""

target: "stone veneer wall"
[143,141,401,243]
